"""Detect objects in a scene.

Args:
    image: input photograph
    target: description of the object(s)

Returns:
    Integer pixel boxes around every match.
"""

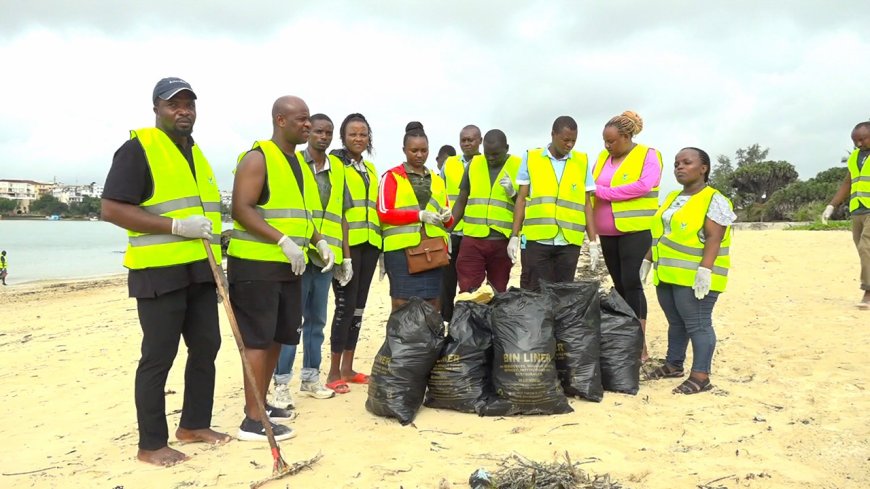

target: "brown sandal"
[644,363,684,380]
[672,376,712,395]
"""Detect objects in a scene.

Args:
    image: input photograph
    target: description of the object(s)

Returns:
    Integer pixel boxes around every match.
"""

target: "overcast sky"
[1,1,867,195]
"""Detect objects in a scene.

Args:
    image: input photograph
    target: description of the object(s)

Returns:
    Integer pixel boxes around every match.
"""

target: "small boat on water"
[46,214,61,221]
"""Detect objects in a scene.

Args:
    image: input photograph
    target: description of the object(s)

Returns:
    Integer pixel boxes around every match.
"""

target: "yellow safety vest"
[345,160,382,249]
[124,128,221,270]
[299,152,345,264]
[651,186,732,292]
[593,145,662,232]
[228,140,314,263]
[463,154,520,239]
[522,149,589,246]
[443,155,467,233]
[847,149,870,212]
[381,169,450,252]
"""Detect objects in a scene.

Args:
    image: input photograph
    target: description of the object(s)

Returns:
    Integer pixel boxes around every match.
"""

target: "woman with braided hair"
[592,110,663,362]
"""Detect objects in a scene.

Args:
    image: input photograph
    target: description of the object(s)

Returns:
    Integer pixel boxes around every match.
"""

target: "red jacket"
[377,163,454,228]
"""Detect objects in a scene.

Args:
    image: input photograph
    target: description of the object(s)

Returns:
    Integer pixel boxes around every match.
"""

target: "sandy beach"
[0,229,867,489]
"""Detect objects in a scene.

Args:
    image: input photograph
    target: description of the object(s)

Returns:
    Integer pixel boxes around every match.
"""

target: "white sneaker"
[272,383,295,409]
[300,381,335,399]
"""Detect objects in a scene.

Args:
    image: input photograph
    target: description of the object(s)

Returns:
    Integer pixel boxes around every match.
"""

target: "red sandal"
[344,372,370,384]
[325,379,350,394]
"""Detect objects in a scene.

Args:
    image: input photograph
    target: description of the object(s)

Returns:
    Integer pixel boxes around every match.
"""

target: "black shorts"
[229,279,302,349]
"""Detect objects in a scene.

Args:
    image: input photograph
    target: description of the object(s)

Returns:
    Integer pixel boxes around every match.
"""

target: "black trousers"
[520,241,581,291]
[331,243,380,352]
[135,282,221,450]
[600,230,652,320]
[440,234,462,321]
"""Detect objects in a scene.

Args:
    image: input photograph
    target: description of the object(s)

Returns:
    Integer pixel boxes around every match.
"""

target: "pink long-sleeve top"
[594,147,663,236]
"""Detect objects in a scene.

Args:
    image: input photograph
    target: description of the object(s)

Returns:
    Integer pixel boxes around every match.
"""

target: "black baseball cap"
[152,77,197,104]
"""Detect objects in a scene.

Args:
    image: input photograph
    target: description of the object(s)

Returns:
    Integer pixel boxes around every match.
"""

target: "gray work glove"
[171,215,212,239]
[315,239,335,272]
[278,235,306,275]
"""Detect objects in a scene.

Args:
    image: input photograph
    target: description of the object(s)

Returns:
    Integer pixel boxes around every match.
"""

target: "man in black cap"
[101,77,231,467]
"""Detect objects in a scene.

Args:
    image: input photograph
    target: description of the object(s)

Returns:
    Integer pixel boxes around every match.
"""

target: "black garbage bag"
[540,280,603,402]
[424,301,492,413]
[365,297,445,424]
[599,288,643,395]
[480,288,572,416]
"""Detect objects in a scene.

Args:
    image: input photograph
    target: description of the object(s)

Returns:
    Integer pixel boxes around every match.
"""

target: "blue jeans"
[274,265,331,384]
[656,283,719,374]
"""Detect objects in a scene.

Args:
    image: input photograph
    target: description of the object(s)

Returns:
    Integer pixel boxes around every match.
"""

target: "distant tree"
[70,195,101,217]
[30,194,69,216]
[708,155,735,200]
[731,160,799,207]
[0,198,17,214]
[734,143,769,167]
[813,166,848,184]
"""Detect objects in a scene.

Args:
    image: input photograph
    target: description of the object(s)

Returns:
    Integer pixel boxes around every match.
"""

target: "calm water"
[0,220,129,284]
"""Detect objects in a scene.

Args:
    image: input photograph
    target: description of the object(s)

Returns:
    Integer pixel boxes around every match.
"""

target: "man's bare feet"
[137,446,189,467]
[175,427,232,445]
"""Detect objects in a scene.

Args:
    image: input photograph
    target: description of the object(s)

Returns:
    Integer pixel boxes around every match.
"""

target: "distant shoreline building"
[0,179,103,214]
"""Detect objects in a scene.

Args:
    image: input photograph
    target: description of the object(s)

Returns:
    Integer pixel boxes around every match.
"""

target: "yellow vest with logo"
[124,128,221,270]
[381,169,450,252]
[443,155,467,233]
[651,186,732,292]
[298,152,345,264]
[228,140,314,263]
[522,149,588,246]
[847,149,870,212]
[463,154,520,239]
[345,160,382,249]
[593,145,662,232]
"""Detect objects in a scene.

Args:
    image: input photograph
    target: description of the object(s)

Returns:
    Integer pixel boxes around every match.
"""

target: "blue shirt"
[516,145,595,246]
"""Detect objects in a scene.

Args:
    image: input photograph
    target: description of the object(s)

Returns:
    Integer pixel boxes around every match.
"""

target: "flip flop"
[325,379,350,394]
[856,302,870,310]
[344,372,370,384]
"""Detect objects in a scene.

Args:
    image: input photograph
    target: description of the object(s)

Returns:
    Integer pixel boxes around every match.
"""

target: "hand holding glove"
[315,239,335,272]
[507,236,520,265]
[172,215,212,239]
[693,267,712,300]
[378,253,386,281]
[821,204,835,225]
[278,235,306,275]
[499,174,516,198]
[588,240,601,272]
[439,206,452,223]
[419,210,441,225]
[639,259,652,284]
[333,258,353,286]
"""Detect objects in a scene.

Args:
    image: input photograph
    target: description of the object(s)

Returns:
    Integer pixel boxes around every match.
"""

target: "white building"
[0,179,54,213]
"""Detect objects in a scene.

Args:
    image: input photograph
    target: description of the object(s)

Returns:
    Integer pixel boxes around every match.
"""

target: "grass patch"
[787,220,852,231]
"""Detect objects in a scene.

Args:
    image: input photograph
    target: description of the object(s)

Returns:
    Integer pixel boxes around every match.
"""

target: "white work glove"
[419,210,441,225]
[588,240,601,272]
[171,215,212,239]
[639,259,652,284]
[278,235,306,275]
[315,239,335,272]
[507,236,520,265]
[499,174,516,198]
[333,258,353,286]
[378,253,386,281]
[693,267,712,300]
[439,206,452,222]
[821,204,835,225]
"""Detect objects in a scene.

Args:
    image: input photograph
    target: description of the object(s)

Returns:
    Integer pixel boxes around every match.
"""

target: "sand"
[0,229,867,489]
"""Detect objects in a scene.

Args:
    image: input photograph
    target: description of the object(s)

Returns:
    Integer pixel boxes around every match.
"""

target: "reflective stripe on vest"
[847,149,870,212]
[443,155,467,232]
[593,145,662,232]
[522,149,588,245]
[345,160,382,248]
[227,140,313,264]
[298,152,345,264]
[381,169,450,252]
[651,187,732,292]
[463,154,520,239]
[124,128,222,270]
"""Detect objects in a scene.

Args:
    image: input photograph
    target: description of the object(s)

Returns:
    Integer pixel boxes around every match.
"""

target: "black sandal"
[644,363,684,380]
[672,376,712,395]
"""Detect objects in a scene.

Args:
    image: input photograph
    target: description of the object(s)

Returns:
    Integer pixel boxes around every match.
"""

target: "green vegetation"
[787,220,852,231]
[25,194,101,218]
[0,198,17,214]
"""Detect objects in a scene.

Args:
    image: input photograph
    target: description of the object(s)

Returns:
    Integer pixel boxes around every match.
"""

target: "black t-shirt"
[226,146,306,282]
[102,137,214,298]
[458,159,511,239]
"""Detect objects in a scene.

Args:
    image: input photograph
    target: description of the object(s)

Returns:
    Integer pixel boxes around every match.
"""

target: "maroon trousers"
[455,236,512,293]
